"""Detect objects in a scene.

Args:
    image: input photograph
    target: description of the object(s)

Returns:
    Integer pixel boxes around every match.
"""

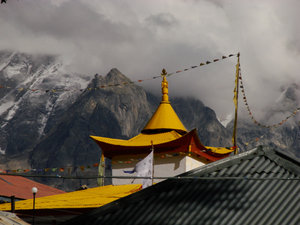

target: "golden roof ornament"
[161,69,169,103]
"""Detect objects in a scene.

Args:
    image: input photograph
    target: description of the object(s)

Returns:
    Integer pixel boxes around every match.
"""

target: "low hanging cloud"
[1,0,300,120]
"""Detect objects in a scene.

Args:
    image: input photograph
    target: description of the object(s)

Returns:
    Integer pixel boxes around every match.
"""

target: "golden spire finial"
[161,69,169,103]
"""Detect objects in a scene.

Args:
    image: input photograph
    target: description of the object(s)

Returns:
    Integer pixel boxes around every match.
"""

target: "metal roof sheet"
[61,146,300,225]
[0,184,142,211]
[0,175,65,200]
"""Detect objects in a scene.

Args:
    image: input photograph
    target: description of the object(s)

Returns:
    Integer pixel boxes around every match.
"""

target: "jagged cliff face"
[30,69,154,168]
[0,51,90,171]
[171,98,232,147]
[28,69,159,189]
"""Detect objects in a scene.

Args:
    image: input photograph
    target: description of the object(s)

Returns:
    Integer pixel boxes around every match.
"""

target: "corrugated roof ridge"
[264,148,300,175]
[242,156,262,174]
[180,147,262,177]
[181,146,300,178]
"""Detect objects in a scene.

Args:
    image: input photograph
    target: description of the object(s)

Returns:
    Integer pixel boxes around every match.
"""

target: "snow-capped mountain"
[0,51,91,157]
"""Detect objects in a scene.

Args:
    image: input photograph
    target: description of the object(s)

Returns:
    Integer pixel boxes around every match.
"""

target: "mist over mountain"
[0,51,299,190]
[228,83,300,158]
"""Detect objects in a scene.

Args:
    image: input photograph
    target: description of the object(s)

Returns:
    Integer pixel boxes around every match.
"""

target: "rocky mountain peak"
[88,68,132,90]
[106,68,131,83]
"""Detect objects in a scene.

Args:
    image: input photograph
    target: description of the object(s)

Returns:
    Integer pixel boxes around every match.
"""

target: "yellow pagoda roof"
[91,130,182,147]
[0,184,142,211]
[91,128,233,160]
[142,70,187,134]
[142,102,187,133]
[91,133,233,154]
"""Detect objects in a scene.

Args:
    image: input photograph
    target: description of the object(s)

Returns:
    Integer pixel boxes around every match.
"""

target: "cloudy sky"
[1,0,300,121]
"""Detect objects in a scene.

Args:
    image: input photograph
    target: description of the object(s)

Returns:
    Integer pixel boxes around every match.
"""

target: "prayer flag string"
[238,65,300,128]
[0,150,234,174]
[0,53,237,93]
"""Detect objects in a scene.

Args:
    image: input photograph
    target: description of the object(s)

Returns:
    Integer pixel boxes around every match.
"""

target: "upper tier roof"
[142,70,187,134]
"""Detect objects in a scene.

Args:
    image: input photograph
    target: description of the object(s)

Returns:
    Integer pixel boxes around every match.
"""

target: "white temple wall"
[185,156,205,171]
[111,155,205,185]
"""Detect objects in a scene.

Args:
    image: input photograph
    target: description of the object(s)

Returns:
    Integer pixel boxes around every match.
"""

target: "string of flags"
[238,64,300,128]
[244,134,267,147]
[0,162,100,175]
[0,151,209,175]
[112,152,191,165]
[0,53,237,93]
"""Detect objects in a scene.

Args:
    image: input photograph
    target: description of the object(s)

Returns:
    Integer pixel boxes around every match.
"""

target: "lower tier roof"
[90,129,233,161]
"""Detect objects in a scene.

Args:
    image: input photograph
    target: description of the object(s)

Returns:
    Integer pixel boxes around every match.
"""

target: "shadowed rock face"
[28,68,155,190]
[171,97,232,147]
[30,69,153,167]
[0,51,88,158]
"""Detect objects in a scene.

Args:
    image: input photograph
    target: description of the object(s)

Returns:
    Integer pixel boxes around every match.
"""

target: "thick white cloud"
[1,0,300,120]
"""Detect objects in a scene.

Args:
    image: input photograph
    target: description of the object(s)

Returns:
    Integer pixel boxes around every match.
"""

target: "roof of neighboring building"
[0,175,65,200]
[61,146,300,225]
[0,184,142,211]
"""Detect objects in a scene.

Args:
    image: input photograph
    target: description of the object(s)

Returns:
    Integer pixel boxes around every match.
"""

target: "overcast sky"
[1,0,300,121]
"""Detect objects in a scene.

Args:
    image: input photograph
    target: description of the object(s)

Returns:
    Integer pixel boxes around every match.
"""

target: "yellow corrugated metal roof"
[0,184,141,211]
[90,130,183,147]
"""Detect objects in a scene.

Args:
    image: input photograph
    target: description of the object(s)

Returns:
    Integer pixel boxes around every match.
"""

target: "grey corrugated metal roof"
[61,146,300,225]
